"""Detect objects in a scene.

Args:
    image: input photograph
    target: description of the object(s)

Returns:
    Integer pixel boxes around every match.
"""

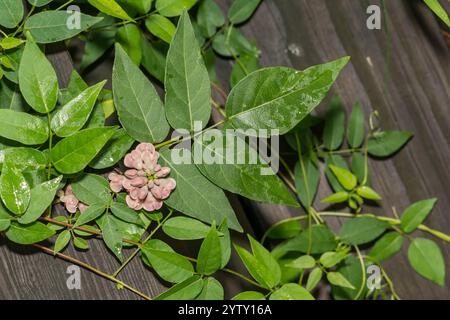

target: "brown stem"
[32,243,152,300]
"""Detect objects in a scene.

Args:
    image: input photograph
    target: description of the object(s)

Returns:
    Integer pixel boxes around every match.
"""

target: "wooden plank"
[1,0,449,300]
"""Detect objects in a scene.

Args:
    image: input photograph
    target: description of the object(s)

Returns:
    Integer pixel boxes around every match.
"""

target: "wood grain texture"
[1,0,449,300]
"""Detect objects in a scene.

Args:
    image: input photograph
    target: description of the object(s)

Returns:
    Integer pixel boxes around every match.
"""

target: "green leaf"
[162,216,211,240]
[270,283,314,300]
[0,109,49,145]
[196,277,224,300]
[142,239,194,283]
[225,57,350,135]
[218,219,231,268]
[145,14,176,44]
[272,225,337,257]
[339,217,389,245]
[141,38,168,83]
[197,0,225,37]
[249,235,281,287]
[0,37,25,50]
[113,44,169,143]
[6,221,55,245]
[51,127,116,174]
[25,11,103,44]
[0,78,28,112]
[197,224,222,275]
[368,232,404,262]
[19,36,58,114]
[61,70,89,104]
[351,153,370,185]
[0,147,47,172]
[400,198,437,233]
[232,291,265,300]
[51,81,106,137]
[2,47,22,84]
[165,12,211,132]
[0,218,11,232]
[319,251,348,268]
[194,132,298,207]
[54,230,71,253]
[100,214,123,261]
[368,131,413,157]
[89,129,134,169]
[74,204,106,227]
[323,96,345,150]
[116,24,142,65]
[154,275,203,300]
[286,255,316,269]
[110,202,143,225]
[159,149,242,231]
[347,101,365,148]
[331,256,365,300]
[71,174,112,206]
[228,0,261,24]
[118,0,153,14]
[0,0,24,28]
[234,244,272,289]
[73,237,89,250]
[212,26,257,57]
[0,162,30,215]
[408,238,445,286]
[156,0,197,17]
[294,156,320,208]
[328,164,357,191]
[18,176,62,224]
[80,14,117,70]
[321,191,349,204]
[327,272,355,289]
[356,186,380,200]
[234,236,281,289]
[88,0,134,21]
[265,220,301,240]
[230,54,260,88]
[325,155,349,192]
[306,268,323,291]
[424,0,450,27]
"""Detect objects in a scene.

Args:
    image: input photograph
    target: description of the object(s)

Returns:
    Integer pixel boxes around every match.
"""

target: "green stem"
[46,114,53,180]
[13,5,35,37]
[262,212,450,243]
[154,120,225,150]
[112,210,173,277]
[185,256,266,290]
[353,245,366,300]
[55,0,75,11]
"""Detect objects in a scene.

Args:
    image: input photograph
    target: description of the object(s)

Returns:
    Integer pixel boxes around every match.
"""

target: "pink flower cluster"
[108,143,176,212]
[59,185,88,214]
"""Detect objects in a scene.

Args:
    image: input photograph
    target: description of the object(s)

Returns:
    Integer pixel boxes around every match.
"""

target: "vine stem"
[261,212,450,244]
[112,210,174,277]
[32,243,152,300]
[41,216,140,246]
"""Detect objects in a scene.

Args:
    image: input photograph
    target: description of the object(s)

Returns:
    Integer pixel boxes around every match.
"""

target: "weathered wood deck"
[0,0,449,299]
